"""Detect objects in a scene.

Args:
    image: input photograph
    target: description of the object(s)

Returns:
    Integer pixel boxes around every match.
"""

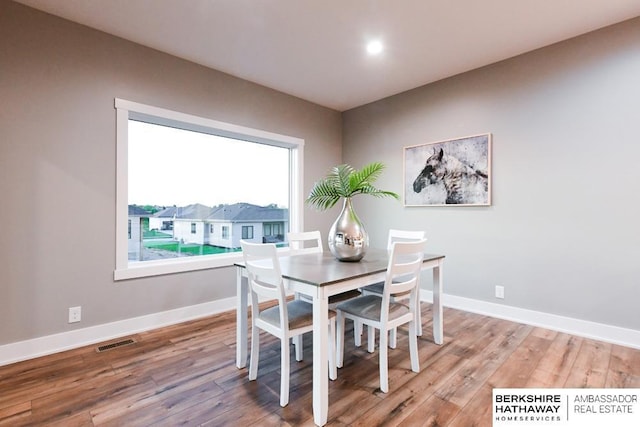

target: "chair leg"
[280,337,290,407]
[329,319,337,380]
[336,311,345,368]
[354,320,362,347]
[294,335,303,361]
[416,297,423,337]
[379,327,389,393]
[409,320,420,373]
[249,325,259,381]
[390,328,397,349]
[367,325,375,353]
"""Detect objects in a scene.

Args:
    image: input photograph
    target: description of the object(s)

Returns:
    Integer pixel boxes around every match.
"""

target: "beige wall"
[0,1,341,345]
[342,17,640,330]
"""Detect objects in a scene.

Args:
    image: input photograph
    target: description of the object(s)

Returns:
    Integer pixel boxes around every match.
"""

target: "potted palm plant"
[306,162,399,261]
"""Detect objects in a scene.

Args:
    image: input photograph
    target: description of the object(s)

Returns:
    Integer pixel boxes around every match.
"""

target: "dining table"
[234,248,445,426]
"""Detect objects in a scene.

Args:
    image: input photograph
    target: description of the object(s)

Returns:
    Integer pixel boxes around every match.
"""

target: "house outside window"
[115,98,303,280]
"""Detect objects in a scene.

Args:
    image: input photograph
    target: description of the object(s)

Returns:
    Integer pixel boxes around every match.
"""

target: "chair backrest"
[383,239,427,303]
[387,229,426,251]
[241,240,286,303]
[287,230,323,255]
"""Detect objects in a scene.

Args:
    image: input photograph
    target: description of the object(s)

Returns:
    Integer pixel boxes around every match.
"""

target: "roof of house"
[128,205,150,216]
[176,203,213,219]
[151,203,287,222]
[208,203,288,222]
[153,206,177,218]
[154,204,213,220]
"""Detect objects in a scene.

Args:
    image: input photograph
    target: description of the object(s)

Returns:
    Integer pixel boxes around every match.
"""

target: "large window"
[115,99,304,280]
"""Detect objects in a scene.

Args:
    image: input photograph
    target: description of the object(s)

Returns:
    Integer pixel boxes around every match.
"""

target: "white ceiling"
[15,0,640,111]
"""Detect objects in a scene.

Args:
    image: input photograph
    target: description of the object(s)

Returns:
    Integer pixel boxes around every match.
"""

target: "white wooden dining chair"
[286,230,324,361]
[241,240,337,407]
[336,239,427,393]
[287,231,362,350]
[287,230,324,255]
[360,229,426,349]
[287,231,362,310]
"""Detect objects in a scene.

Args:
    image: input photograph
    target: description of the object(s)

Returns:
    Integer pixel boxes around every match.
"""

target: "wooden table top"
[235,248,444,287]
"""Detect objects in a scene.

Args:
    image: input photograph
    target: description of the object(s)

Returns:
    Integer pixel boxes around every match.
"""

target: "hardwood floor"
[1,304,638,426]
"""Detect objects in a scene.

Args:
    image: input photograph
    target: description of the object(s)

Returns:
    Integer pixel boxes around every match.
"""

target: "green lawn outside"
[143,230,173,240]
[143,240,239,255]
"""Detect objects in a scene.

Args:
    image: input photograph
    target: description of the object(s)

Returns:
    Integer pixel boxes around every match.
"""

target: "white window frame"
[114,98,304,280]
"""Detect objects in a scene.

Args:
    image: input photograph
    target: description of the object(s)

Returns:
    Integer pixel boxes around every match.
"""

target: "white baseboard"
[2,292,638,367]
[0,297,236,367]
[421,290,640,350]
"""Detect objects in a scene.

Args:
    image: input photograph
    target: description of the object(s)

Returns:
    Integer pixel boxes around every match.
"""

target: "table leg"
[236,267,248,368]
[312,291,329,426]
[432,260,444,345]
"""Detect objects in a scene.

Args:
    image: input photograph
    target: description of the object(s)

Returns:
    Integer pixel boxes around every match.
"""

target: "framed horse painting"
[404,133,492,206]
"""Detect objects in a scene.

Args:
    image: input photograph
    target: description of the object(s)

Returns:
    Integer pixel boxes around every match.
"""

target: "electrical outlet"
[495,285,505,299]
[68,306,81,323]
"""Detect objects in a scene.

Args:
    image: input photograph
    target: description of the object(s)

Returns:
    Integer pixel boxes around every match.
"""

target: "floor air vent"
[96,338,136,353]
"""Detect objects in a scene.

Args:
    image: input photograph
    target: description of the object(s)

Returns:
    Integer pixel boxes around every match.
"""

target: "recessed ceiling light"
[366,40,383,55]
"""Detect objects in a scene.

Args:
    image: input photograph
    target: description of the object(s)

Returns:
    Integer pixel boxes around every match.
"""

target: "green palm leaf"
[306,162,399,210]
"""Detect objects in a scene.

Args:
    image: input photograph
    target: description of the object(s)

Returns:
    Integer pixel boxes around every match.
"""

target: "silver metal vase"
[327,198,369,262]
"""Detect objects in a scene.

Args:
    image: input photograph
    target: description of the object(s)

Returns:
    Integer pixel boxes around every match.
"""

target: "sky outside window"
[128,120,290,208]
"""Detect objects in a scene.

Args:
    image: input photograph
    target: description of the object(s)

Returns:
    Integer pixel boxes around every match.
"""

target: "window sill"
[114,247,294,281]
[114,252,242,280]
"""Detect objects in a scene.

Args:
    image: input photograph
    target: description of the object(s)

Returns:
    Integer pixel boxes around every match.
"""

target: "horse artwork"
[404,133,491,206]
